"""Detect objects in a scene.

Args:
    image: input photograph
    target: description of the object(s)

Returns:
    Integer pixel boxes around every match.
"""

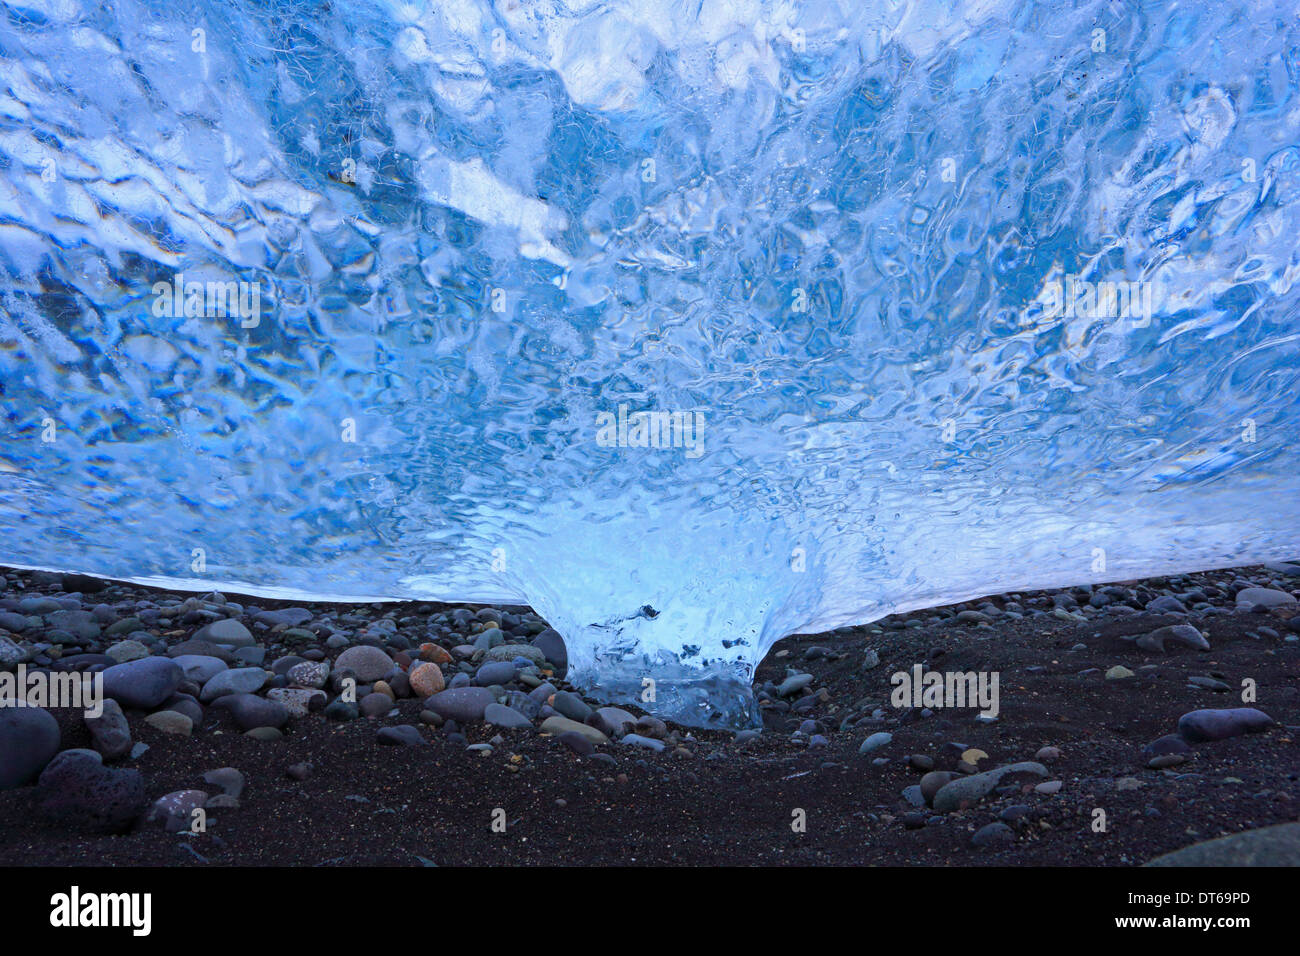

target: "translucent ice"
[1,1,1299,726]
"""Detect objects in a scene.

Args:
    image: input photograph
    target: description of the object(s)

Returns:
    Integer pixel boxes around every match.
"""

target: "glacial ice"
[1,0,1299,726]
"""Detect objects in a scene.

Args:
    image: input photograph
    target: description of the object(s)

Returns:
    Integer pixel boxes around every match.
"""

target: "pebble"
[418,643,453,664]
[0,706,61,789]
[635,716,668,739]
[556,731,594,756]
[267,687,325,717]
[254,608,313,628]
[920,771,957,804]
[376,725,424,746]
[1145,822,1300,866]
[172,654,229,685]
[1145,595,1187,614]
[85,699,132,761]
[530,628,568,673]
[209,693,289,731]
[971,821,1015,847]
[777,673,813,697]
[621,733,666,752]
[1105,665,1135,680]
[551,691,592,722]
[1235,587,1297,609]
[0,612,31,634]
[1177,707,1274,743]
[595,706,638,738]
[859,732,892,754]
[483,702,533,729]
[1143,734,1192,756]
[1148,754,1187,769]
[334,645,395,682]
[540,715,608,745]
[359,692,395,717]
[0,636,26,665]
[1133,624,1209,653]
[148,789,208,832]
[324,700,358,721]
[166,639,236,663]
[425,687,495,723]
[144,711,193,735]
[407,662,445,697]
[932,762,1049,813]
[473,661,517,686]
[199,666,269,702]
[100,657,184,709]
[194,618,255,648]
[484,644,546,666]
[105,639,151,664]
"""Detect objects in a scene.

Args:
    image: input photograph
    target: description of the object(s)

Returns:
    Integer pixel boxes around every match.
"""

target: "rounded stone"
[1235,587,1297,608]
[409,662,445,698]
[334,645,394,683]
[1177,707,1274,743]
[199,666,269,702]
[530,628,567,673]
[85,699,132,761]
[972,821,1016,847]
[425,686,495,723]
[359,692,394,717]
[105,639,151,664]
[266,687,325,717]
[144,711,193,735]
[287,660,329,688]
[0,706,61,789]
[858,731,893,754]
[473,661,517,686]
[209,692,289,731]
[100,657,184,710]
[483,702,533,729]
[376,724,424,746]
[148,789,208,832]
[194,618,255,647]
[172,654,229,685]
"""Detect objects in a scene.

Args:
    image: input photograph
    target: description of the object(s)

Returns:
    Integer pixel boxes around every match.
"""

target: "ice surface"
[2,1,1299,726]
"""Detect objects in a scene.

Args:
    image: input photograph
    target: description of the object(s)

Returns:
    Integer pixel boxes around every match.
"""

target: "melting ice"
[1,0,1299,725]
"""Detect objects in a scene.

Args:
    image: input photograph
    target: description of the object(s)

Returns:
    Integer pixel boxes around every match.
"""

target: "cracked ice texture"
[1,0,1299,724]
